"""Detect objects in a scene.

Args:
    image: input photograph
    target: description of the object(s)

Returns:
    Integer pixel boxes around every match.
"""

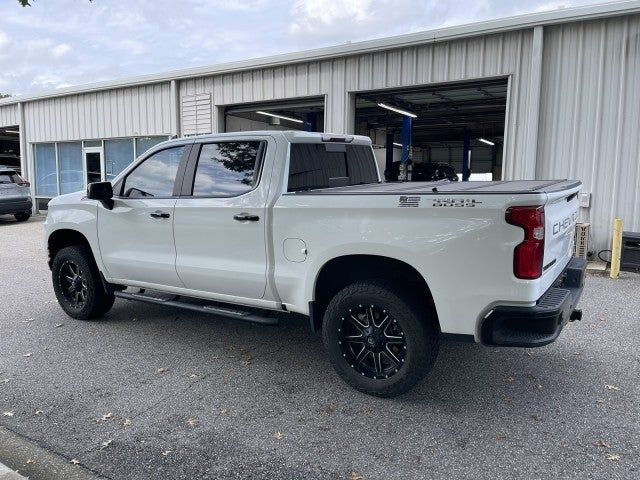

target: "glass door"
[83,147,104,185]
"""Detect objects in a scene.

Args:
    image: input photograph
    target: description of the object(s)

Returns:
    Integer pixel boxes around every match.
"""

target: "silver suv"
[0,167,32,222]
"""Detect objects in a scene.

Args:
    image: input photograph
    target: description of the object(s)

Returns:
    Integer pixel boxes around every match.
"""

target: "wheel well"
[311,255,439,332]
[47,229,91,268]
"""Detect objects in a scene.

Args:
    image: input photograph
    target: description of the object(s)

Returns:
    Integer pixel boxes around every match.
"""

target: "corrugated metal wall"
[0,103,19,126]
[180,30,535,179]
[537,14,640,251]
[24,82,173,142]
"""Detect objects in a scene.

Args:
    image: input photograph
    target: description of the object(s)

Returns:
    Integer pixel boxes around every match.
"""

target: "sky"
[0,0,614,96]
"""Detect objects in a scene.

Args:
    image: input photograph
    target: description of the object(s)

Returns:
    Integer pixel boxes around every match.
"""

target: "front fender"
[44,193,103,272]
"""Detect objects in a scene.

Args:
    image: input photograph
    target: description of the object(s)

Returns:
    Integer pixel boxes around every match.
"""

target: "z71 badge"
[432,198,482,207]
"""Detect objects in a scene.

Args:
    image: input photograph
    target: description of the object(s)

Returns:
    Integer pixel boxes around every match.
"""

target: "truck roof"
[181,131,373,145]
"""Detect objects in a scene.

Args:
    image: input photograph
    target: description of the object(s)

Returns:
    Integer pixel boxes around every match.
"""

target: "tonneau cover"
[291,179,581,195]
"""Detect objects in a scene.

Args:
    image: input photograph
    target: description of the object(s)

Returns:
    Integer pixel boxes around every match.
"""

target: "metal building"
[0,1,639,252]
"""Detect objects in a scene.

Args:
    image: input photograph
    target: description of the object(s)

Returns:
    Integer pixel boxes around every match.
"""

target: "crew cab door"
[97,144,191,286]
[172,137,271,299]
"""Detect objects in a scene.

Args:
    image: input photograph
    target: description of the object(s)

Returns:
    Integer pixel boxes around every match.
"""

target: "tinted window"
[287,143,378,192]
[192,141,262,196]
[122,146,185,198]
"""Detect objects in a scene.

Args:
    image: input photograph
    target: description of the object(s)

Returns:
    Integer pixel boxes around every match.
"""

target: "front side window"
[287,143,378,192]
[192,141,262,197]
[121,146,185,198]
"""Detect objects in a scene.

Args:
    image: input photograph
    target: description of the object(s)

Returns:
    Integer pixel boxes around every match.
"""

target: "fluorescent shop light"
[393,142,403,147]
[256,111,303,124]
[478,138,495,146]
[377,103,417,118]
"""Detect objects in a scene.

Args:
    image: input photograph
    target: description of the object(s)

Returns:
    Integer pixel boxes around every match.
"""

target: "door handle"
[150,210,171,219]
[233,213,260,222]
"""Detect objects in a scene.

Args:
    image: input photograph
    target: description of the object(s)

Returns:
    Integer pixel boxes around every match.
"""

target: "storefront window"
[34,143,57,197]
[58,142,84,194]
[32,136,169,202]
[105,138,134,181]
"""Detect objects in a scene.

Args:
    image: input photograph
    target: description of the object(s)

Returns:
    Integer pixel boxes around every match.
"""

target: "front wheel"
[51,245,115,320]
[322,280,439,397]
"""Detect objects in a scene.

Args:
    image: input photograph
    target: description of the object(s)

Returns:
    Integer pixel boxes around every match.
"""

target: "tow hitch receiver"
[569,309,582,322]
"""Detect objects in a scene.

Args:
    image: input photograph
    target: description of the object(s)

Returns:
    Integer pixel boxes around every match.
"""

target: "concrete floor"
[0,216,638,479]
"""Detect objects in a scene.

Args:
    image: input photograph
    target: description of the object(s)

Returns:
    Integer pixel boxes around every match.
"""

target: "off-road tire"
[322,280,439,397]
[51,245,115,320]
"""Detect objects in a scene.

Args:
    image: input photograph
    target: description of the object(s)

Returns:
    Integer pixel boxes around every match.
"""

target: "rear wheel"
[14,212,30,222]
[322,280,439,397]
[51,245,115,320]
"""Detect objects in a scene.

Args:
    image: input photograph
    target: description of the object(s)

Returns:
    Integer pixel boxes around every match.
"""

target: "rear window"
[287,143,378,192]
[0,173,20,184]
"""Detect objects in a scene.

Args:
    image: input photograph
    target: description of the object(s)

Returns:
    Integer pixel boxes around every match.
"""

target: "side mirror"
[87,181,114,210]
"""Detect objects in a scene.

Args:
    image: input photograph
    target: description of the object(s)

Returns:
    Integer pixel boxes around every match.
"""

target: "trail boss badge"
[398,196,421,207]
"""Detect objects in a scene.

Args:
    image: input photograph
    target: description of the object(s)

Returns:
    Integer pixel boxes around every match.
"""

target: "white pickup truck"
[44,131,586,397]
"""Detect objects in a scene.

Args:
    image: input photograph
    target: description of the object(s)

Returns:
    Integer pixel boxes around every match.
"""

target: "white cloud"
[290,0,372,33]
[118,39,147,56]
[0,31,10,49]
[51,43,71,58]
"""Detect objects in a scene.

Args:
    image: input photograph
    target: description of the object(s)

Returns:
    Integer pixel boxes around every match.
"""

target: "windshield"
[287,143,378,192]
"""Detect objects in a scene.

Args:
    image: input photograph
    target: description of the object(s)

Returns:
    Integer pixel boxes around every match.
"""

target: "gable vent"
[181,93,212,136]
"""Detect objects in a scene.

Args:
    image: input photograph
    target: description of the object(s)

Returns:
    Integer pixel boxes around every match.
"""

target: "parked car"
[0,167,32,221]
[385,161,459,182]
[44,132,585,397]
[0,156,21,174]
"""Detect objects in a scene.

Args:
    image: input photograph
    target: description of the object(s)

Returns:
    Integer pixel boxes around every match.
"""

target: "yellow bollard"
[610,218,624,279]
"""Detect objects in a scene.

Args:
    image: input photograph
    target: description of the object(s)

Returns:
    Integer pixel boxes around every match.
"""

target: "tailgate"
[543,185,581,273]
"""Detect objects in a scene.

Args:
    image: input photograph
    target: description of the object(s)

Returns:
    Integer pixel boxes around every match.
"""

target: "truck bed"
[291,179,581,195]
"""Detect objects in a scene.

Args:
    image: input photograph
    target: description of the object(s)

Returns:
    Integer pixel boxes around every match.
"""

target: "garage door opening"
[224,97,325,133]
[354,78,507,182]
[0,125,20,173]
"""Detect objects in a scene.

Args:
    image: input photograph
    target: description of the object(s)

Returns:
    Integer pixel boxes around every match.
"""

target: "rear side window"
[122,146,185,198]
[287,143,378,192]
[191,141,263,197]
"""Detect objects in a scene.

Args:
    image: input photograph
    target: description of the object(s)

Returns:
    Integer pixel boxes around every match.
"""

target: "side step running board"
[113,291,279,326]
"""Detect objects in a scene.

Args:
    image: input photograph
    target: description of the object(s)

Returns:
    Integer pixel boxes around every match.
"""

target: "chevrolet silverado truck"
[44,131,586,397]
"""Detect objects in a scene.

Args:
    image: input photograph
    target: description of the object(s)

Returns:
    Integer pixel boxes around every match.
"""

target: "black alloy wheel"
[322,280,439,397]
[51,245,115,320]
[338,304,407,379]
[59,260,89,308]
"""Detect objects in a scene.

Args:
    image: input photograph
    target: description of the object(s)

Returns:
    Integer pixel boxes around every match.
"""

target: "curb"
[0,462,26,480]
[0,427,104,480]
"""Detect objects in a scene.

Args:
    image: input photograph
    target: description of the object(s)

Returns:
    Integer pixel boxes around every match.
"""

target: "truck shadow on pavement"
[98,298,586,412]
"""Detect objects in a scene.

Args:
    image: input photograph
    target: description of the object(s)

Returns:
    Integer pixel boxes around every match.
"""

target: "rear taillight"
[506,206,545,280]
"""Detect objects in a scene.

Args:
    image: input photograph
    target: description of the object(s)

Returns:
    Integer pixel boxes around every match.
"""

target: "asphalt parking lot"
[0,216,638,479]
